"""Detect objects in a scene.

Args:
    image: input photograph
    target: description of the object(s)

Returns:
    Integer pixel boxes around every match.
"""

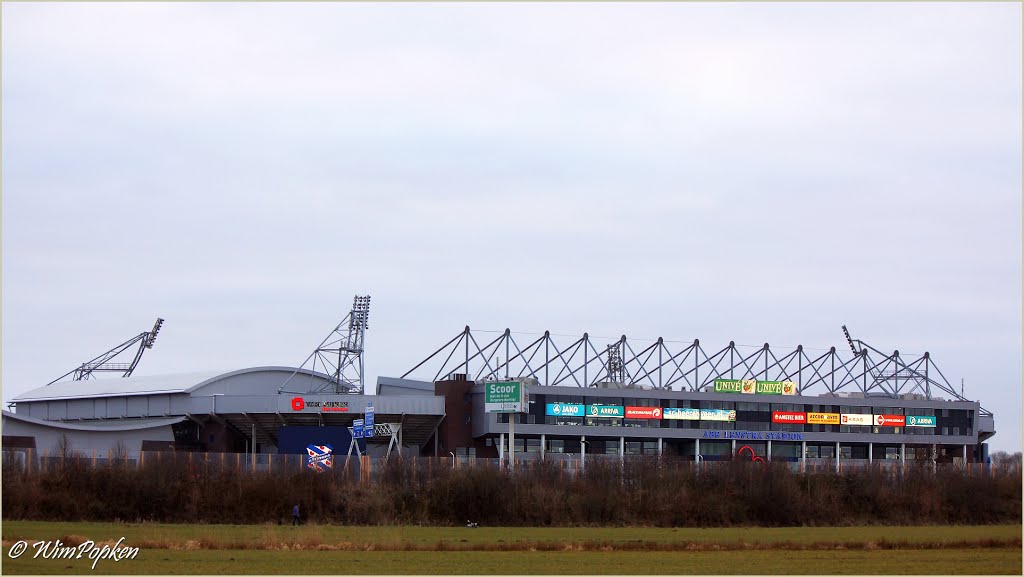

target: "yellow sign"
[807,412,840,425]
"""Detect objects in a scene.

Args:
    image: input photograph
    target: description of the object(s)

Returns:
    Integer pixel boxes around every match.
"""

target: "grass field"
[2,522,1020,574]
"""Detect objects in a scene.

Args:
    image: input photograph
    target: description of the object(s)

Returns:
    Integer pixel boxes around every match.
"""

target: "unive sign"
[713,379,796,396]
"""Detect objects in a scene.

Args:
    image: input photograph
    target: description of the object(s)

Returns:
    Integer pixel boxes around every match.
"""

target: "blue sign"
[364,403,375,438]
[700,430,805,441]
[353,418,364,439]
[587,404,625,418]
[546,403,585,417]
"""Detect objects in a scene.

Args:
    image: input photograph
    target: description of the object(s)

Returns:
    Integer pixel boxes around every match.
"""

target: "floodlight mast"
[280,295,371,395]
[46,318,164,385]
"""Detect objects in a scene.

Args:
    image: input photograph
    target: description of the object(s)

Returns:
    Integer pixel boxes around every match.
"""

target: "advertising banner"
[662,407,700,420]
[713,379,796,395]
[587,405,625,418]
[840,413,873,425]
[700,408,737,422]
[714,379,744,393]
[874,414,906,427]
[545,403,585,417]
[906,415,936,427]
[771,411,807,424]
[485,381,527,413]
[624,406,663,419]
[807,412,840,425]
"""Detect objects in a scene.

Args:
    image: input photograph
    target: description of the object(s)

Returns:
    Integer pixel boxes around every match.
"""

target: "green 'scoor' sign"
[485,381,526,413]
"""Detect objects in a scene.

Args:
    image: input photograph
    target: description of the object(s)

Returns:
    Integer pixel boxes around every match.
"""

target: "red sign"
[874,414,905,427]
[291,397,305,411]
[624,406,663,419]
[771,411,807,424]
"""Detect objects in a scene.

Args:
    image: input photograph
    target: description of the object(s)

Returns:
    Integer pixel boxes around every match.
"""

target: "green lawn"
[2,521,1019,549]
[1,522,1020,574]
[2,549,1020,575]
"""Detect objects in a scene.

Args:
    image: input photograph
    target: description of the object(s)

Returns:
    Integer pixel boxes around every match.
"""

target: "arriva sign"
[485,381,528,413]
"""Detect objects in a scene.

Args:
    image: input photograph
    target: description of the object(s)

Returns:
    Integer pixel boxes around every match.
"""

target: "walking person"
[292,504,300,526]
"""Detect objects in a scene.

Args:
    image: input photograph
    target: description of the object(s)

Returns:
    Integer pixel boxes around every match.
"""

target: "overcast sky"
[2,3,1021,451]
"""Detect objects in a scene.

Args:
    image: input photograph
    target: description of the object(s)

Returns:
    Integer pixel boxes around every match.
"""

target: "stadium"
[1,297,997,470]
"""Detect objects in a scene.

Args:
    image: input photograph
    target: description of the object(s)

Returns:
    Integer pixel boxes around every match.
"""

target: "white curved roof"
[2,410,185,431]
[12,366,328,403]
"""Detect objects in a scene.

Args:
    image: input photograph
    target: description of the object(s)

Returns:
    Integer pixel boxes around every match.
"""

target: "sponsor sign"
[624,406,663,419]
[545,403,585,417]
[662,407,701,420]
[587,404,625,418]
[906,415,936,427]
[840,413,873,426]
[290,397,350,412]
[714,379,745,393]
[364,403,375,438]
[306,444,334,472]
[485,381,528,413]
[807,412,840,425]
[874,414,906,427]
[702,430,805,441]
[713,379,797,395]
[700,408,736,422]
[352,418,364,439]
[772,411,807,424]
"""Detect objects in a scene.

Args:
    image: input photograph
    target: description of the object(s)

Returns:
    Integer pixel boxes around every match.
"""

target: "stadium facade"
[1,318,998,469]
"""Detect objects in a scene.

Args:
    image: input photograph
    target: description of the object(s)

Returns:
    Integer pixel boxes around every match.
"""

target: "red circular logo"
[291,397,305,411]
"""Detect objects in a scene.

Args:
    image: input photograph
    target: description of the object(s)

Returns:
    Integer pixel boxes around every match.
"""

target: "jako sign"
[485,381,528,413]
[545,403,584,417]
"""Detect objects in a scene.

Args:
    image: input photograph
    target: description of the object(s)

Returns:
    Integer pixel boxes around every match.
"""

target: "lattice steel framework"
[401,325,990,416]
[280,295,371,395]
[46,318,164,385]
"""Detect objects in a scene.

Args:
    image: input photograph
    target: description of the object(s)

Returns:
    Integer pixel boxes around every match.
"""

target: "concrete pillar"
[963,444,967,464]
[657,437,663,456]
[695,438,700,462]
[835,441,840,473]
[581,435,586,471]
[541,434,546,459]
[868,442,873,465]
[767,440,772,461]
[731,439,736,457]
[619,436,625,465]
[801,441,807,473]
[499,433,505,464]
[901,443,906,473]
